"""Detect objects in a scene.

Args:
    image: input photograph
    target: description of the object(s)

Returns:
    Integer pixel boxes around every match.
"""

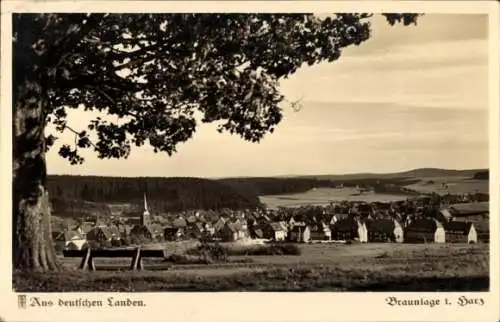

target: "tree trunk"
[12,77,61,271]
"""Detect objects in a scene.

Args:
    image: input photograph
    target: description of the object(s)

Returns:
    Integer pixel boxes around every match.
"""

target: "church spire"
[144,192,149,213]
[141,192,150,226]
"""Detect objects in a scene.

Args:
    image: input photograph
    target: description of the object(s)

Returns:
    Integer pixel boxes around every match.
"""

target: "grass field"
[260,187,410,209]
[259,175,488,209]
[14,243,489,292]
[403,176,489,195]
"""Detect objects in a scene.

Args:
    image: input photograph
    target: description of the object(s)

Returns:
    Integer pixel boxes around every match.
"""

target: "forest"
[47,175,343,214]
[46,174,426,216]
[473,170,489,180]
[47,175,263,215]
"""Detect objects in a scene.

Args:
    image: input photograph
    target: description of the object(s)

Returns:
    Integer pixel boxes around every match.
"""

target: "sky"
[46,14,489,178]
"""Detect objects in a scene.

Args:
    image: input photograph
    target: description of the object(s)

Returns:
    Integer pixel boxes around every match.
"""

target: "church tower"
[140,192,151,227]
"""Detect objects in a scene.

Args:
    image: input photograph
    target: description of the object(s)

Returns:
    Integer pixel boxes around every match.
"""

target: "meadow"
[14,243,489,292]
[259,175,488,209]
[403,176,489,195]
[260,187,410,209]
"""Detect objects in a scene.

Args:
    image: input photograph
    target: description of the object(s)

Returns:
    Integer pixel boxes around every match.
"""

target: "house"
[203,222,215,236]
[309,223,331,241]
[436,208,453,224]
[129,225,153,241]
[365,219,404,243]
[329,212,350,225]
[213,217,227,232]
[290,214,307,228]
[440,194,457,205]
[288,225,311,243]
[190,222,206,238]
[258,214,272,224]
[354,203,374,220]
[307,214,320,226]
[247,217,258,228]
[65,239,88,250]
[219,222,249,242]
[164,227,184,241]
[86,226,121,242]
[148,224,164,241]
[117,223,133,238]
[452,216,488,243]
[233,218,249,231]
[373,202,392,212]
[75,221,95,235]
[404,219,445,243]
[444,221,477,244]
[173,216,188,228]
[124,218,141,226]
[246,213,257,225]
[449,202,489,219]
[53,230,87,250]
[249,227,264,239]
[331,218,367,243]
[262,222,287,241]
[322,213,338,226]
[184,221,211,240]
[186,215,197,225]
[235,211,246,221]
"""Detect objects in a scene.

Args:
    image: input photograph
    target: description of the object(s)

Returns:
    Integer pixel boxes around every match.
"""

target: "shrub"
[165,254,214,265]
[130,234,151,245]
[81,242,89,250]
[101,240,112,248]
[86,240,100,249]
[111,239,122,247]
[185,243,228,262]
[278,243,301,255]
[225,243,301,256]
[473,171,489,180]
[185,242,301,258]
[247,244,301,256]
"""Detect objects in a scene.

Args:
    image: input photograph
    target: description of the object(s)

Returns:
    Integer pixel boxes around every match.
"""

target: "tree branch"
[63,124,98,149]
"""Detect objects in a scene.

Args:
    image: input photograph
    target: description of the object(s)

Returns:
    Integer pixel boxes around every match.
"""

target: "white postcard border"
[1,2,498,322]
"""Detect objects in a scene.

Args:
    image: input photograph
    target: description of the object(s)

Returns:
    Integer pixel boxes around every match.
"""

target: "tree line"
[473,171,489,180]
[47,175,426,217]
[47,175,263,213]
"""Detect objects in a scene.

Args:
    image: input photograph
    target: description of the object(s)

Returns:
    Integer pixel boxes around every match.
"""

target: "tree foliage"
[47,175,263,215]
[14,13,420,164]
[473,170,489,180]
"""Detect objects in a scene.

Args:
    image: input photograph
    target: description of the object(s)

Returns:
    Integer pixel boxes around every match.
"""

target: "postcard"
[1,1,498,322]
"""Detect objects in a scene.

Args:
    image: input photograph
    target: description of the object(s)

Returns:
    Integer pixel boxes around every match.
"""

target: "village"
[53,190,490,252]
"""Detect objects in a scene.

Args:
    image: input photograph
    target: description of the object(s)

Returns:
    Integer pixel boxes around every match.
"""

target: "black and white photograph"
[1,1,499,320]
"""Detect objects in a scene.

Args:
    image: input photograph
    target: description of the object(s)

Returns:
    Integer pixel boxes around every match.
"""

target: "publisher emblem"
[18,295,27,309]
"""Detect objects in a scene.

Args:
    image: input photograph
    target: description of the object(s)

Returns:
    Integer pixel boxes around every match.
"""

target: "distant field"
[16,243,489,292]
[260,187,410,209]
[259,175,488,208]
[403,176,489,195]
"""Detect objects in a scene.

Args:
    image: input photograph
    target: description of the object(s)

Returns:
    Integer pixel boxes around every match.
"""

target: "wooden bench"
[63,247,167,271]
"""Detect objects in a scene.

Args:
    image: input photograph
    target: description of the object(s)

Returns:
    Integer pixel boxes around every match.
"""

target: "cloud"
[280,37,488,110]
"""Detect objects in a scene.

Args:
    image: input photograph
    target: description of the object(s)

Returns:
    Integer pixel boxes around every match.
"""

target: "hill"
[47,168,488,217]
[289,168,487,181]
[47,175,263,217]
